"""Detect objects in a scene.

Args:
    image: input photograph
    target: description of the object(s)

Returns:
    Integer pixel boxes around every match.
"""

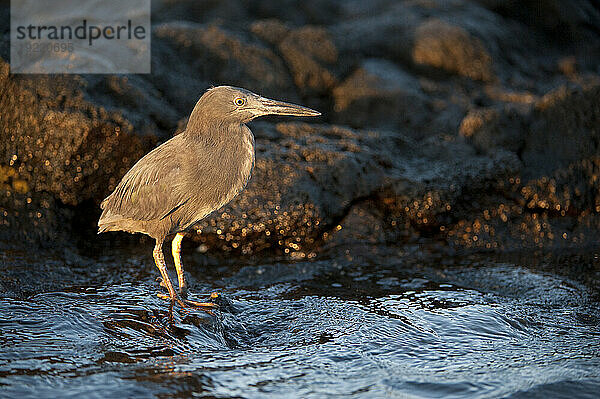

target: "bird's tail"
[98,222,113,234]
[97,218,119,234]
[97,204,121,234]
[98,209,144,235]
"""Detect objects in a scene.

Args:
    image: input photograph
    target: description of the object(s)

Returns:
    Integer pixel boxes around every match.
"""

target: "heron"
[98,86,320,319]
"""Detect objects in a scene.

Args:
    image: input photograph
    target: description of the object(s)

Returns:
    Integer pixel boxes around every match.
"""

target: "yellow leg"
[172,233,188,296]
[153,239,183,320]
[156,235,219,316]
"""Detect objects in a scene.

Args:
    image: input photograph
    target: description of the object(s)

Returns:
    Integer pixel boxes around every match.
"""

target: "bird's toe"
[183,299,219,308]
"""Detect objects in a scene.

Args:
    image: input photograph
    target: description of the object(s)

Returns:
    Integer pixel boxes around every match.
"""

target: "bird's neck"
[186,96,233,135]
[184,100,251,143]
[184,118,247,144]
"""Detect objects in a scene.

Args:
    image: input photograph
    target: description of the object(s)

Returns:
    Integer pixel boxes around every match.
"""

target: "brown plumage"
[98,86,320,319]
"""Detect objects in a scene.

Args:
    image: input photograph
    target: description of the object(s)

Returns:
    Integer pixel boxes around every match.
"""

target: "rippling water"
[1,246,599,398]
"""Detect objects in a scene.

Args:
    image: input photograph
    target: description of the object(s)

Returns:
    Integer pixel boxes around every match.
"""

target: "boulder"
[192,122,520,256]
[332,59,427,132]
[412,18,495,82]
[252,20,338,96]
[153,21,298,102]
[0,61,153,244]
[1,0,599,256]
[523,81,600,178]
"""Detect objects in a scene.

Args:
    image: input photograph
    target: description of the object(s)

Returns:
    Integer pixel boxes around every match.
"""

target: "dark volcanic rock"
[412,18,495,82]
[522,81,600,178]
[153,21,298,101]
[193,122,520,257]
[459,104,531,153]
[456,80,600,250]
[330,2,419,65]
[0,62,154,244]
[152,0,249,24]
[460,79,600,179]
[1,0,599,257]
[252,20,338,96]
[332,59,427,132]
[475,0,600,41]
[192,122,392,257]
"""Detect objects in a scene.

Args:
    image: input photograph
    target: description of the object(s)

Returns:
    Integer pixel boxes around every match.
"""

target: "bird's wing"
[100,136,191,222]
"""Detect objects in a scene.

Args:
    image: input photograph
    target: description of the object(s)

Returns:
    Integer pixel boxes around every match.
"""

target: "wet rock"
[1,0,599,257]
[446,80,600,250]
[279,26,338,95]
[330,1,508,83]
[0,63,152,205]
[84,75,181,138]
[152,0,249,24]
[474,0,600,40]
[251,19,291,45]
[192,122,390,257]
[250,0,342,26]
[192,122,520,256]
[330,3,419,64]
[460,79,600,179]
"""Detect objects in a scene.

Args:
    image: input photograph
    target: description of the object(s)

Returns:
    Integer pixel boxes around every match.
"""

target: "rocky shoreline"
[1,0,599,257]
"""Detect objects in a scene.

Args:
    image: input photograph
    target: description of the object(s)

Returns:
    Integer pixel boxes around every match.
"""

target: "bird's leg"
[171,232,188,297]
[157,236,218,315]
[153,239,183,320]
[171,235,219,312]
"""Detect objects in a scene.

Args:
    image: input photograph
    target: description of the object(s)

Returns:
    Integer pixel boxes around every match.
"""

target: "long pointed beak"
[257,97,321,117]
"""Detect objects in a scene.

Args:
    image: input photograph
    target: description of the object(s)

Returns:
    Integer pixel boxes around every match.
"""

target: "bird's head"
[188,86,320,128]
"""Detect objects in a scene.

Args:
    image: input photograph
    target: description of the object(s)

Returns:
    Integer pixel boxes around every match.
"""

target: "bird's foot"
[156,293,187,308]
[158,278,191,300]
[183,292,220,313]
[182,299,218,314]
[156,292,219,316]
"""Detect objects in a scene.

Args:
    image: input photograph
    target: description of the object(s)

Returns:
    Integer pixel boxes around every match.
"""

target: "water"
[1,245,599,398]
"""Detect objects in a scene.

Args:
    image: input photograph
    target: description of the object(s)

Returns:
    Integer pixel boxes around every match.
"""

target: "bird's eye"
[234,98,246,106]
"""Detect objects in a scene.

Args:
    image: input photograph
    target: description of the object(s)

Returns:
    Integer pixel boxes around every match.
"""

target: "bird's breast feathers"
[222,125,255,204]
[240,125,256,185]
[188,125,255,224]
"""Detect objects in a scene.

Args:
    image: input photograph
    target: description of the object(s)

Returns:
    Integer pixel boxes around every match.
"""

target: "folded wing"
[99,137,190,226]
